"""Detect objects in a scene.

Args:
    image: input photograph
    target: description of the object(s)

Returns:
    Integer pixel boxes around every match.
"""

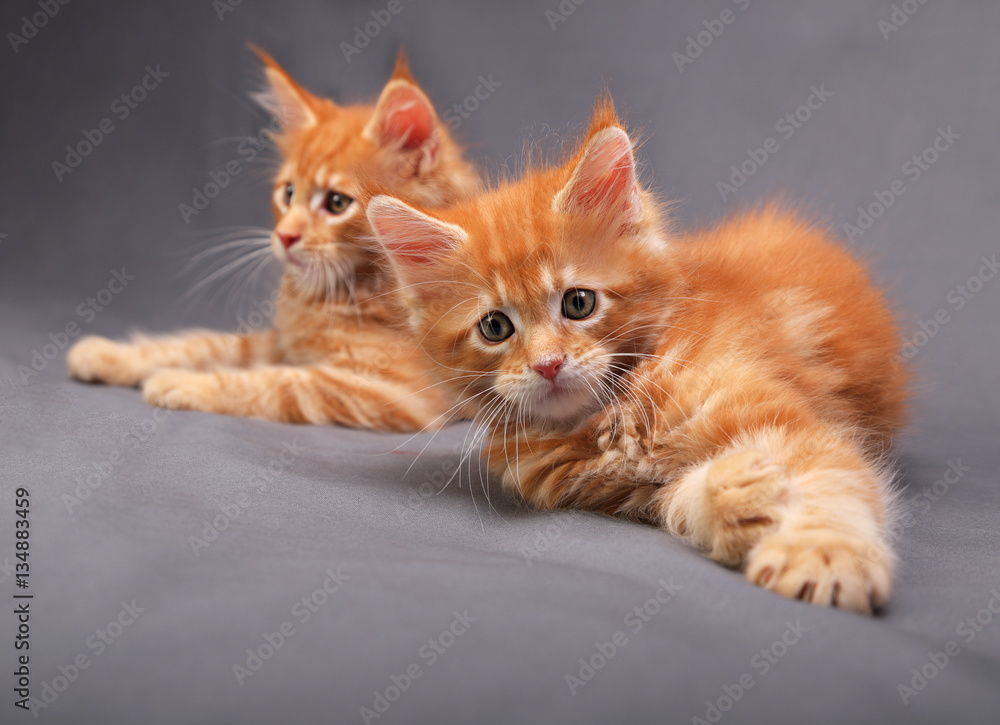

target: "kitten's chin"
[282,251,368,299]
[523,385,597,427]
[283,255,307,272]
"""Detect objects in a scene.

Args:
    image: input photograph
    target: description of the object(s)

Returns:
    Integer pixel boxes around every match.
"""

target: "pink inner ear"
[379,86,434,150]
[578,153,631,210]
[561,130,642,223]
[368,200,453,267]
[378,231,441,266]
[571,140,634,211]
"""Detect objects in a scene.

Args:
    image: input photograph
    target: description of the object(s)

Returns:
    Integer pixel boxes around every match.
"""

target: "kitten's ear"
[251,46,319,132]
[363,51,440,174]
[554,126,643,224]
[367,196,466,291]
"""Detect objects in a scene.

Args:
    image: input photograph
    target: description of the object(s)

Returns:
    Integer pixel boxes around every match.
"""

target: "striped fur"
[68,50,478,431]
[367,98,908,613]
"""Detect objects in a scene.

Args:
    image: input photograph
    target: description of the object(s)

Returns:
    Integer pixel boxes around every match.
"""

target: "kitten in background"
[365,97,907,613]
[68,50,478,431]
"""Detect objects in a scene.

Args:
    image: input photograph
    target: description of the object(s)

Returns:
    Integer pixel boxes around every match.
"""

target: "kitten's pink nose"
[532,357,565,382]
[277,232,301,250]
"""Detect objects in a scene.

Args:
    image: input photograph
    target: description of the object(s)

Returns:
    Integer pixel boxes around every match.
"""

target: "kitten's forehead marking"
[326,172,348,191]
[540,267,556,293]
[475,292,506,322]
[491,274,507,303]
[542,267,563,320]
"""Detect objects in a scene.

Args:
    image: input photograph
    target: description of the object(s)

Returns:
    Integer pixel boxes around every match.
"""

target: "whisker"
[182,247,274,305]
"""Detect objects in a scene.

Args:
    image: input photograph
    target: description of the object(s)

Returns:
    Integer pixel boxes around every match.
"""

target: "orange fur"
[68,49,478,431]
[367,98,908,613]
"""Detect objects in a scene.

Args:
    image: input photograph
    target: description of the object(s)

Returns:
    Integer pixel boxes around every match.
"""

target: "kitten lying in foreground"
[366,97,907,613]
[67,50,478,431]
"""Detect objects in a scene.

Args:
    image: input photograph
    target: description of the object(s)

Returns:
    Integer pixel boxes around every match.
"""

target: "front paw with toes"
[700,450,790,566]
[746,530,891,615]
[67,336,148,386]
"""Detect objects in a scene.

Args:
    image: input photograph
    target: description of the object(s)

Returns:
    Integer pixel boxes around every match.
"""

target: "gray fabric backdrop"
[1,1,998,723]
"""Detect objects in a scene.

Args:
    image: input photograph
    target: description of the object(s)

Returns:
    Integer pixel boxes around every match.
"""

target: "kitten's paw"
[701,450,789,565]
[143,369,217,412]
[67,336,147,386]
[746,530,892,615]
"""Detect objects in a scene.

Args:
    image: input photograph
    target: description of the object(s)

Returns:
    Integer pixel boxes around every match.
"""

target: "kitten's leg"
[67,329,279,386]
[742,440,895,615]
[659,426,894,614]
[141,364,447,432]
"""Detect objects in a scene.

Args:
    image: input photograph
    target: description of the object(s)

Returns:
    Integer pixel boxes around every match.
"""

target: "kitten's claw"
[143,369,215,411]
[746,530,892,615]
[67,336,147,386]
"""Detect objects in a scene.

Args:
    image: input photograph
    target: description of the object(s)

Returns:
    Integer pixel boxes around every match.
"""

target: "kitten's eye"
[282,182,294,206]
[478,312,515,343]
[562,288,597,320]
[323,191,353,215]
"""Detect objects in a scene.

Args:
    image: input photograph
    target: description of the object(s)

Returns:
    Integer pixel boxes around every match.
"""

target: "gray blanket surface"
[2,1,998,723]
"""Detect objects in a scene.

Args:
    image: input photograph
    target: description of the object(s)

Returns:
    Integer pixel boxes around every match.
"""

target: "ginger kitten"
[365,98,907,613]
[68,50,478,431]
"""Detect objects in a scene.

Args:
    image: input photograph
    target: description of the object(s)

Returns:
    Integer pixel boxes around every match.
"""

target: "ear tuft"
[390,47,417,84]
[554,126,642,222]
[250,45,319,132]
